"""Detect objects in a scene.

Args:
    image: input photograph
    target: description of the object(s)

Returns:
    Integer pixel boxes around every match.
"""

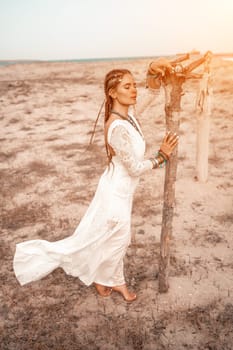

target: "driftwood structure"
[195,54,212,182]
[147,51,212,292]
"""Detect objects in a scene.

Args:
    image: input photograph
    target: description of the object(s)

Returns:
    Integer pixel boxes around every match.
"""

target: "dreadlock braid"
[89,68,132,165]
[103,69,131,164]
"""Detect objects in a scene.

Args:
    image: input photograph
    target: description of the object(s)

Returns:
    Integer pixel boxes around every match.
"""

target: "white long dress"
[13,116,153,286]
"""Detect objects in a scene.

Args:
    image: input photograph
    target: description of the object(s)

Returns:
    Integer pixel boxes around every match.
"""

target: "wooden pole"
[195,56,212,182]
[147,52,210,292]
[158,75,184,293]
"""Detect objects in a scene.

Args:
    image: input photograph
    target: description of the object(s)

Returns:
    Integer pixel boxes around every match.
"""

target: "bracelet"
[155,152,167,168]
[150,157,159,169]
[157,154,164,165]
[158,150,169,161]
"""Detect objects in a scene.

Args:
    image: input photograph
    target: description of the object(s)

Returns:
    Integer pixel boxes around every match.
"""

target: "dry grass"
[213,213,233,225]
[0,202,50,230]
[26,160,57,177]
[1,58,233,349]
[50,142,85,151]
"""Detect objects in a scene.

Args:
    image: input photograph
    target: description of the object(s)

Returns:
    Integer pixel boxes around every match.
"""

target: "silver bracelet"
[154,157,159,168]
[150,157,159,169]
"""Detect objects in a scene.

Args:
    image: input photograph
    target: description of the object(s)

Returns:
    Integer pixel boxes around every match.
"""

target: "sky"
[0,0,233,60]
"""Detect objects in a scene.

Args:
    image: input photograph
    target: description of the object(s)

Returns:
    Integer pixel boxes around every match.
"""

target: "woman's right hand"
[159,132,179,160]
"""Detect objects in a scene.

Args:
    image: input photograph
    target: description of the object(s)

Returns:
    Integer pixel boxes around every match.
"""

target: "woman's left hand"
[159,132,179,160]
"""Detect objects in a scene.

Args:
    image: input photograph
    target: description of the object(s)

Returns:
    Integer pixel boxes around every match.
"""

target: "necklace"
[110,110,143,137]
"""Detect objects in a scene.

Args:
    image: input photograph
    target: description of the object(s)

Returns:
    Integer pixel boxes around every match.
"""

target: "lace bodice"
[108,118,153,177]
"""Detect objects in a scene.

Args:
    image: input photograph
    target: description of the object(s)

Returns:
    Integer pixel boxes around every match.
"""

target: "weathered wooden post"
[159,68,186,293]
[147,52,211,292]
[195,51,212,182]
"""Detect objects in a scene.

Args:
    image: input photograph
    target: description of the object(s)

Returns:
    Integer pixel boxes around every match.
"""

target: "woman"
[13,68,178,302]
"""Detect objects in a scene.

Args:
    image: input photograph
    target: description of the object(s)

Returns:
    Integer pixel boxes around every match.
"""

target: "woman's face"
[112,73,137,107]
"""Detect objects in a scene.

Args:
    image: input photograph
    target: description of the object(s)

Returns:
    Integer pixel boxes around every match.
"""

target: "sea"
[0,56,159,67]
[1,54,232,68]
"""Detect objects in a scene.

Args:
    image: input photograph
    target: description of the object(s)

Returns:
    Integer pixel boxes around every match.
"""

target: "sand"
[0,56,233,349]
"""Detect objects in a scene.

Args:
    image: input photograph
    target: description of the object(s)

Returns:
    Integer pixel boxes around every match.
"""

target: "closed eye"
[123,83,137,89]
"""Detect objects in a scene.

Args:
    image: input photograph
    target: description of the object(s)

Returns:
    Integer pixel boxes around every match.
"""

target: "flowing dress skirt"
[13,159,138,286]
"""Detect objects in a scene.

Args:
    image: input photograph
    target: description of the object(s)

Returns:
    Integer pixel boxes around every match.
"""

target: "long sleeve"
[109,125,153,177]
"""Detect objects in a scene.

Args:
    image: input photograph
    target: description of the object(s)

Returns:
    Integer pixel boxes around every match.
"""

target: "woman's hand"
[159,132,179,160]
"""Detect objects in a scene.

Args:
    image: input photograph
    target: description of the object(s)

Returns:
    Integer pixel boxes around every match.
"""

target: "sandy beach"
[0,56,233,349]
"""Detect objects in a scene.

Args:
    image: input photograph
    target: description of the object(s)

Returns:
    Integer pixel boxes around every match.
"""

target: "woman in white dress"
[13,68,178,302]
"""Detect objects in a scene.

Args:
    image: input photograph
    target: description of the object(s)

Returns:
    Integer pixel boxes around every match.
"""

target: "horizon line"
[0,52,233,63]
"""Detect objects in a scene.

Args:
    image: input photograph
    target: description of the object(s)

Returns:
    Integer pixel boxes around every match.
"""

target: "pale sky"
[0,0,232,60]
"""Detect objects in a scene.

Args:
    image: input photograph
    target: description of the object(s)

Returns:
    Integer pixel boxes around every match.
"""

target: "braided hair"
[104,69,131,121]
[104,69,132,164]
[90,68,132,165]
